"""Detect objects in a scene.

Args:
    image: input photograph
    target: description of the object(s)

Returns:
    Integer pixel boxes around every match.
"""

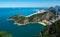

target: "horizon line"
[0,5,59,8]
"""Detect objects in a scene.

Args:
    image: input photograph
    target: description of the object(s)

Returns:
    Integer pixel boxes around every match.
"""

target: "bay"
[0,7,48,37]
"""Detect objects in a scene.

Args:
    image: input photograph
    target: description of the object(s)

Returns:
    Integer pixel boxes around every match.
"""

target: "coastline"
[14,21,47,26]
[7,18,47,26]
[38,22,47,26]
[26,10,46,17]
[8,10,48,26]
[8,17,48,26]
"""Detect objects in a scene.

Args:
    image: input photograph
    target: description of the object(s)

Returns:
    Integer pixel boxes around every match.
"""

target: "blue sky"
[0,0,60,7]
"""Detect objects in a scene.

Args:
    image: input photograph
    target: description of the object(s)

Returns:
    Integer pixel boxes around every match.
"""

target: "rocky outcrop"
[48,20,60,37]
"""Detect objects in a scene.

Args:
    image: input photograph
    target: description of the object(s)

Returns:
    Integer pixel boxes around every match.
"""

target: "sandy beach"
[38,22,47,26]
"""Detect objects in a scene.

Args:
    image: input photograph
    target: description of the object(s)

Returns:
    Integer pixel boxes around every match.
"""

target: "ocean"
[0,7,48,37]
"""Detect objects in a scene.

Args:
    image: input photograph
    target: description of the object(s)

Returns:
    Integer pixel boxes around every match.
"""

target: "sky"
[0,0,60,7]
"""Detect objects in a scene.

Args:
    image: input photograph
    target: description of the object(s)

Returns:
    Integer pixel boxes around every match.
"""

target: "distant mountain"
[55,5,60,9]
[55,5,60,12]
[48,7,56,15]
[48,5,60,18]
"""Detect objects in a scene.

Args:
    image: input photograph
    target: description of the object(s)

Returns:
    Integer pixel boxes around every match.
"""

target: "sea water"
[0,7,48,37]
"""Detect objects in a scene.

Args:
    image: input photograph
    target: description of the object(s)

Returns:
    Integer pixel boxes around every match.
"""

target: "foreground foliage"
[34,20,60,37]
[0,31,13,37]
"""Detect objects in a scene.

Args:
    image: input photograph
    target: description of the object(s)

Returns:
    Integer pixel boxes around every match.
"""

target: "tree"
[0,31,13,37]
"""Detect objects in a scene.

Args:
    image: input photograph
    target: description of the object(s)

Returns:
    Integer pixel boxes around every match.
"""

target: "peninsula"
[8,9,55,26]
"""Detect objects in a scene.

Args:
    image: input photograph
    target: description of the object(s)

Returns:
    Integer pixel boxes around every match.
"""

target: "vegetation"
[9,14,27,24]
[34,20,60,37]
[9,12,54,24]
[28,12,48,22]
[0,31,13,37]
[49,20,60,37]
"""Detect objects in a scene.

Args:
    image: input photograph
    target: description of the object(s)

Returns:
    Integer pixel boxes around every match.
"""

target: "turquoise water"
[0,8,47,37]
